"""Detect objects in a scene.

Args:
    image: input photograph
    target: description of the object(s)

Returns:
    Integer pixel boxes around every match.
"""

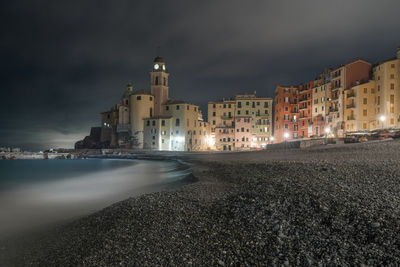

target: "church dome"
[154,56,164,63]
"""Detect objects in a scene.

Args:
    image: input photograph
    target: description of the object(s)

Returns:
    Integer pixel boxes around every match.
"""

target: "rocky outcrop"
[75,127,109,149]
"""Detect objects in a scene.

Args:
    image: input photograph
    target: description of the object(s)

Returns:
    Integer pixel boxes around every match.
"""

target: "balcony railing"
[347,92,355,98]
[346,103,355,109]
[331,95,339,100]
[347,116,355,120]
[221,116,233,120]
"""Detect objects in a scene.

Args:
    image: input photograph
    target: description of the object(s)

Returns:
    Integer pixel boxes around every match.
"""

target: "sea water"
[0,159,190,238]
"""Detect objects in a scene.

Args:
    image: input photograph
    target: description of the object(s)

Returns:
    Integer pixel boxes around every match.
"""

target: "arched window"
[163,77,166,86]
[176,118,180,126]
[155,76,159,85]
[150,108,153,117]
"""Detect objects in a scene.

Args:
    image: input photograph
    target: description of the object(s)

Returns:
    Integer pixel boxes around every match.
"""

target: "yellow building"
[373,48,400,129]
[208,99,236,131]
[235,94,272,147]
[311,70,332,136]
[143,100,211,151]
[208,93,272,150]
[326,65,345,137]
[344,80,376,132]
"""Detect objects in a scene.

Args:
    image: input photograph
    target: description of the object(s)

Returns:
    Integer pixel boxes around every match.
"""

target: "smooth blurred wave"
[0,159,191,238]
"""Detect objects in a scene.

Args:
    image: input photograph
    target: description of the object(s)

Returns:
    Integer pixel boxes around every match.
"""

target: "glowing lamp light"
[176,136,185,142]
[380,115,386,122]
[325,128,331,134]
[283,132,289,139]
[270,137,274,141]
[205,136,215,146]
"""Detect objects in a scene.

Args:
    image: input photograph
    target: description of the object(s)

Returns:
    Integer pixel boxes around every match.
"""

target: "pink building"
[234,117,253,150]
[215,126,235,151]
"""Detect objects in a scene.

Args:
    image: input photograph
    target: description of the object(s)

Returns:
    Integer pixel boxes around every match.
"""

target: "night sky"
[1,1,400,150]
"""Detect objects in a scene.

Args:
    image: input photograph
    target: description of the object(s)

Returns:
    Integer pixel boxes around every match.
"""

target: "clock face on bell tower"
[153,62,166,72]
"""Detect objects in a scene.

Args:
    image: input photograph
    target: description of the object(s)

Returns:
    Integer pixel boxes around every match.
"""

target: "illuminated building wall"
[274,86,298,143]
[208,94,272,151]
[344,80,376,132]
[297,82,314,139]
[312,70,331,137]
[130,90,154,149]
[373,49,400,129]
[235,94,272,148]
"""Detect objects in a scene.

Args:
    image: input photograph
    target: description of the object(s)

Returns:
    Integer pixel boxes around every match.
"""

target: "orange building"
[297,81,314,138]
[326,59,372,137]
[274,86,299,143]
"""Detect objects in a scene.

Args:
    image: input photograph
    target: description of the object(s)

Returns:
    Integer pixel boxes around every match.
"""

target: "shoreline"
[2,140,400,265]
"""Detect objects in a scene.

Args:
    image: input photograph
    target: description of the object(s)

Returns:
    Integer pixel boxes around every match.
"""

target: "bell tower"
[150,55,169,116]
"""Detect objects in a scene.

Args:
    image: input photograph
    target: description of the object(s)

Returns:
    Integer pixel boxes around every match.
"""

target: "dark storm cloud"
[1,0,399,150]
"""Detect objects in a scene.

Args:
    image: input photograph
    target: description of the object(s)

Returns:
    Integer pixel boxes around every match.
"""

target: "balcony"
[347,116,355,121]
[221,116,233,120]
[331,95,339,100]
[299,106,308,110]
[299,98,308,103]
[347,92,355,98]
[346,103,355,109]
[329,107,338,113]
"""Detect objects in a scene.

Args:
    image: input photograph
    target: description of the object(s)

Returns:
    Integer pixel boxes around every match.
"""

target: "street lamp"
[380,115,386,129]
[324,127,331,142]
[284,132,289,140]
[325,127,331,135]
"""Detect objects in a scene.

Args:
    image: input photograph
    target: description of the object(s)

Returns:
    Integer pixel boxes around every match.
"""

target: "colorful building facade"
[208,93,273,150]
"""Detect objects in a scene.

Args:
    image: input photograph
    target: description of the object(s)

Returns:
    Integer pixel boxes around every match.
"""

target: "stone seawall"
[267,138,332,150]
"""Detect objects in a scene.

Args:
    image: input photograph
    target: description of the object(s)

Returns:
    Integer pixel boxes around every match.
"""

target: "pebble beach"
[2,139,400,266]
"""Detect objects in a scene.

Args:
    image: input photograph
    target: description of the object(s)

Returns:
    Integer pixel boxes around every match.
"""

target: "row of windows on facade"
[146,118,204,127]
[152,139,202,145]
[212,119,269,126]
[332,79,342,89]
[278,105,309,113]
[375,73,397,82]
[219,128,250,133]
[377,84,396,90]
[219,137,269,142]
[277,116,311,126]
[165,105,197,111]
[345,119,398,131]
[212,101,269,109]
[376,96,396,110]
[276,120,311,130]
[212,109,269,117]
[314,85,328,93]
[332,69,342,78]
[150,129,207,136]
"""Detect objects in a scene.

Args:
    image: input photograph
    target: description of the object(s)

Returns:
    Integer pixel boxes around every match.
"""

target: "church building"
[92,55,212,151]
